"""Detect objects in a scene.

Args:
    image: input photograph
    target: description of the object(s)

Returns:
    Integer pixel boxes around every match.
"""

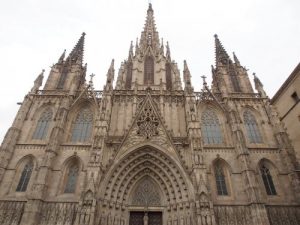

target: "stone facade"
[271,63,300,163]
[0,4,299,225]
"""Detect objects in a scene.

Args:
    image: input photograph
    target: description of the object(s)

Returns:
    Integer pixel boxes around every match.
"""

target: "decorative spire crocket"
[214,34,230,66]
[139,3,160,52]
[66,32,86,65]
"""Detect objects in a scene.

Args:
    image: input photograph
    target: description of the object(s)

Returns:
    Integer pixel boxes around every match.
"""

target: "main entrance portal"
[129,212,162,225]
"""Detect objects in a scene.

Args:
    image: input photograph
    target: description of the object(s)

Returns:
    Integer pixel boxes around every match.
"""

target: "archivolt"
[100,147,192,206]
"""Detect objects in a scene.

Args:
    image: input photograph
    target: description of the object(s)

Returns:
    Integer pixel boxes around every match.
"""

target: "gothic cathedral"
[0,4,299,225]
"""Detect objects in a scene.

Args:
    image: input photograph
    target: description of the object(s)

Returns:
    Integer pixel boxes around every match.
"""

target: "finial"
[148,2,153,12]
[110,58,115,68]
[201,75,207,86]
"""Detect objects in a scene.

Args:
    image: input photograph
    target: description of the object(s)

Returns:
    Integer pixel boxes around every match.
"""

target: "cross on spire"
[201,75,207,86]
[89,73,95,88]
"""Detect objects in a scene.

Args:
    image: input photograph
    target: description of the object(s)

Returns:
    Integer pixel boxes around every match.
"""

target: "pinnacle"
[214,34,230,65]
[233,52,240,65]
[183,60,189,71]
[139,3,160,52]
[66,32,86,65]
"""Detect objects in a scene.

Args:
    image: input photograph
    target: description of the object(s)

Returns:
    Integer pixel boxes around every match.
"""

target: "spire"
[183,60,193,92]
[160,38,164,55]
[135,38,139,55]
[58,49,66,63]
[105,59,115,89]
[139,3,160,51]
[128,41,134,60]
[253,73,266,98]
[66,32,86,65]
[233,52,240,66]
[214,34,230,65]
[166,41,171,60]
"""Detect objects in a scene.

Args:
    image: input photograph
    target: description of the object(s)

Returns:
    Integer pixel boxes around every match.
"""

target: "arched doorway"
[98,146,195,225]
[129,177,163,225]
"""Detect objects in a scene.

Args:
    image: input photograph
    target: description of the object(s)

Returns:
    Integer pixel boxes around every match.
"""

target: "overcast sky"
[0,0,299,143]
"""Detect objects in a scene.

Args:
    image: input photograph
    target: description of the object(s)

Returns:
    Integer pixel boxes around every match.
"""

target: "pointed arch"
[258,159,277,196]
[201,109,223,144]
[125,62,133,89]
[131,176,162,206]
[15,156,35,192]
[243,110,262,143]
[212,158,232,196]
[229,63,241,92]
[144,56,154,85]
[62,157,81,194]
[57,66,69,89]
[71,107,93,142]
[99,145,194,207]
[165,63,172,90]
[32,108,53,140]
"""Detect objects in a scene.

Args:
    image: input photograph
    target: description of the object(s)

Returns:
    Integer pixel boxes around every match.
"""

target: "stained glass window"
[201,110,223,144]
[32,110,53,140]
[16,161,33,192]
[64,163,79,193]
[144,56,154,85]
[215,162,228,195]
[261,165,277,195]
[71,108,93,142]
[244,110,262,143]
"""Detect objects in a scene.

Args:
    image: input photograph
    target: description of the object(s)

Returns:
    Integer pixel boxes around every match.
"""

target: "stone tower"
[0,4,299,225]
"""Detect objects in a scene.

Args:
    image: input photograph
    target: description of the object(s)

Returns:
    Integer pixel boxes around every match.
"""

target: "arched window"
[260,165,277,195]
[214,161,228,196]
[64,162,79,193]
[71,108,93,142]
[229,64,241,92]
[125,62,133,89]
[165,63,172,90]
[201,110,223,144]
[16,161,33,192]
[144,56,154,85]
[243,110,262,143]
[32,110,53,140]
[57,66,68,89]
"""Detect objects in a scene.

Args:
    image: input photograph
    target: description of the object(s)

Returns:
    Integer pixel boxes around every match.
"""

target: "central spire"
[139,3,160,52]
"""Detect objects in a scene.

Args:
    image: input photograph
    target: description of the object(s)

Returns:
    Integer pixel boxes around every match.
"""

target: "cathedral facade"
[0,4,299,225]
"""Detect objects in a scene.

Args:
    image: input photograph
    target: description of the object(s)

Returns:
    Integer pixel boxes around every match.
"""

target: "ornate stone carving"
[0,201,25,225]
[137,101,159,139]
[132,177,161,206]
